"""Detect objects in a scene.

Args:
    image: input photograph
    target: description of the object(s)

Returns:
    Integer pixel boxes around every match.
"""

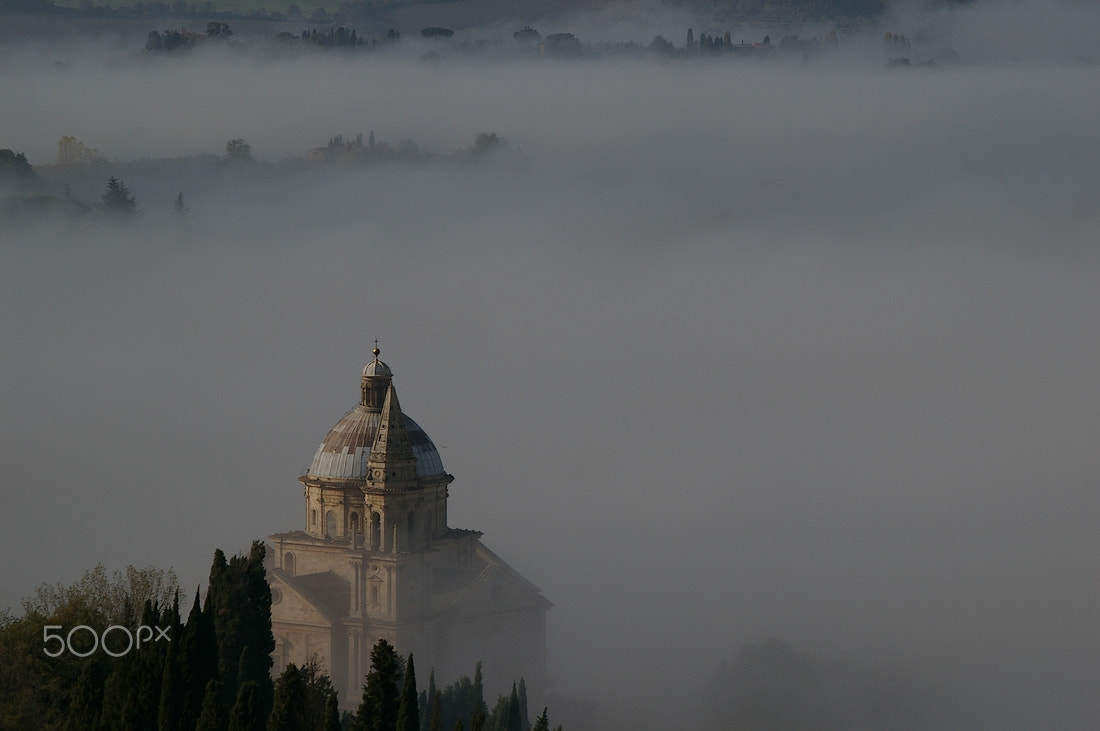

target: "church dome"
[307,406,445,479]
[307,349,445,480]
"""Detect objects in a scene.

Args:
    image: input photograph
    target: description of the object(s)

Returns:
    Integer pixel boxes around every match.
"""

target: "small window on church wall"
[284,553,295,576]
[326,511,336,537]
[312,509,317,526]
[371,585,379,607]
[350,513,360,532]
[370,513,381,551]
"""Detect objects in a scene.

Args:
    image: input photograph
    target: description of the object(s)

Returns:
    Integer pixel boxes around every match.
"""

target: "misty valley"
[3,0,1100,729]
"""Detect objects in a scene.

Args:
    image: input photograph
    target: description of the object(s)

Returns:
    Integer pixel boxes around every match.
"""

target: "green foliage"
[196,679,229,731]
[0,565,181,729]
[229,681,266,731]
[323,691,342,731]
[421,662,489,731]
[267,658,341,731]
[269,663,309,731]
[179,594,219,729]
[484,683,523,731]
[22,563,180,623]
[396,654,419,731]
[157,626,184,731]
[0,545,294,731]
[57,135,103,165]
[356,638,401,731]
[207,541,275,715]
[65,659,108,731]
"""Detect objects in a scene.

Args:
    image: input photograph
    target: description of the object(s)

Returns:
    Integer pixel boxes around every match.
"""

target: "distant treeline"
[1,0,972,23]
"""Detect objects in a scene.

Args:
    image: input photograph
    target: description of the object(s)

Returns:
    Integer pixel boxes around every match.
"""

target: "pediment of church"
[270,568,349,625]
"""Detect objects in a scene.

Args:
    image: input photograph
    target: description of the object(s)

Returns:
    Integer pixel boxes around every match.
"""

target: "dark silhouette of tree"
[173,192,188,215]
[157,625,184,730]
[269,663,309,731]
[101,176,137,215]
[421,27,454,39]
[517,678,529,731]
[0,149,33,178]
[397,654,420,731]
[206,21,233,38]
[64,660,107,731]
[228,681,265,731]
[512,26,540,43]
[539,33,579,56]
[323,692,341,731]
[121,599,168,728]
[206,542,274,715]
[356,638,401,731]
[179,593,219,730]
[420,667,438,731]
[196,680,228,731]
[648,35,673,54]
[297,656,340,730]
[225,138,252,163]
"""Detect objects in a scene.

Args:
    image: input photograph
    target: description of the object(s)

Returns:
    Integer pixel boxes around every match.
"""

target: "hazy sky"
[2,1,1099,728]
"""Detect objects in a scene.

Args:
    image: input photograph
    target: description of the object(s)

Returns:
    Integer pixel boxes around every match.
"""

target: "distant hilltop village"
[267,349,550,707]
[139,18,958,68]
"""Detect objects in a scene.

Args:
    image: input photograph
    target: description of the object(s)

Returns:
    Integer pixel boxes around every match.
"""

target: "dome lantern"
[360,345,392,409]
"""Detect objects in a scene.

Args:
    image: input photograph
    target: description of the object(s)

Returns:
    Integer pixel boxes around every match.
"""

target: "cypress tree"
[241,541,275,706]
[208,543,275,714]
[470,706,486,731]
[430,690,443,731]
[506,684,522,731]
[323,691,342,731]
[268,663,308,731]
[196,679,228,731]
[531,709,549,731]
[517,678,529,731]
[123,599,166,728]
[228,681,266,731]
[179,592,219,730]
[473,663,485,716]
[423,668,439,731]
[65,659,107,731]
[396,654,419,731]
[157,631,183,731]
[100,644,134,729]
[356,638,401,731]
[156,593,184,730]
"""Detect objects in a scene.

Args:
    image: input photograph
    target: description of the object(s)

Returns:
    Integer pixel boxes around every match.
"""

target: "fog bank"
[3,5,1099,727]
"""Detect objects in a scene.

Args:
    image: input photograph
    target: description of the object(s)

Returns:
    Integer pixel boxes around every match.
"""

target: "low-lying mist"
[3,1,1098,728]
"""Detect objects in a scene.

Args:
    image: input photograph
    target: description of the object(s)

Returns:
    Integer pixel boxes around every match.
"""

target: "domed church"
[268,349,550,706]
